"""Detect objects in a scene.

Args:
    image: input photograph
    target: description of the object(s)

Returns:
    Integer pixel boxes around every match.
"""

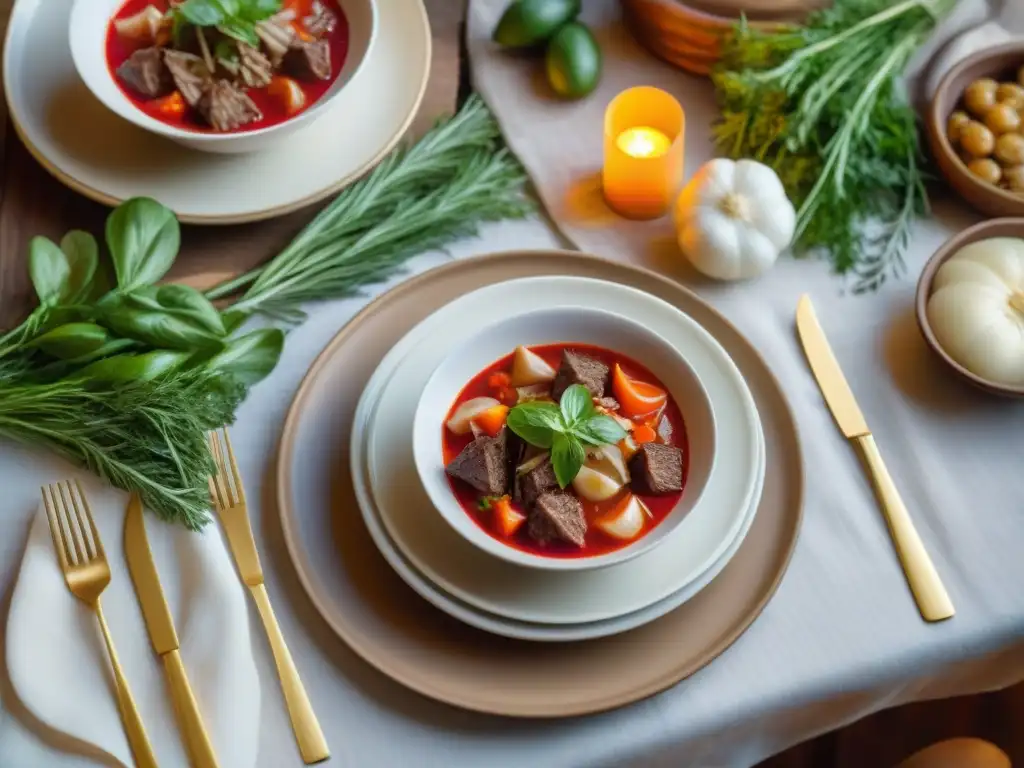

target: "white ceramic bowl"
[412,306,716,572]
[69,0,377,154]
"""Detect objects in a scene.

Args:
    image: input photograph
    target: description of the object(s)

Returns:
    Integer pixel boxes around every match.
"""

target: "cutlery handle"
[251,583,329,764]
[95,601,158,768]
[163,649,220,768]
[855,435,955,622]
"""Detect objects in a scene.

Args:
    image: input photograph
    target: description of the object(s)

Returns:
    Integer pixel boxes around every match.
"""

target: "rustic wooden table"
[0,0,467,328]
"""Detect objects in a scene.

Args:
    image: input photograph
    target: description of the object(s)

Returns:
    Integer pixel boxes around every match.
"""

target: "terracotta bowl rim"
[915,217,1024,397]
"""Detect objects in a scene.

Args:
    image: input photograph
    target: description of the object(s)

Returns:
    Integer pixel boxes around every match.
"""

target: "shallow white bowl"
[69,0,376,154]
[412,306,716,572]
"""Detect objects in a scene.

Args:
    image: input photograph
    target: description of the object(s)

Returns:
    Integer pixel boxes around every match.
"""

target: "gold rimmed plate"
[276,250,804,717]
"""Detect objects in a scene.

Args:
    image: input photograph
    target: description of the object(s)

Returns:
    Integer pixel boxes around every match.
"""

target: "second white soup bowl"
[413,306,716,572]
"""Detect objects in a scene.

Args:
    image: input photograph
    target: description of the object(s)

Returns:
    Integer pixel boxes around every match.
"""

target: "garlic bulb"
[674,158,795,280]
[927,237,1024,386]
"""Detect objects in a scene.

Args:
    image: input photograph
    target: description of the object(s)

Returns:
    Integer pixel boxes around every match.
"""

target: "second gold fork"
[208,428,329,764]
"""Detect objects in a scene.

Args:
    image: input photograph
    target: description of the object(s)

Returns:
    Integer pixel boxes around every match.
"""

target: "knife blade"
[795,294,869,438]
[124,494,221,767]
[795,295,954,622]
[124,494,179,654]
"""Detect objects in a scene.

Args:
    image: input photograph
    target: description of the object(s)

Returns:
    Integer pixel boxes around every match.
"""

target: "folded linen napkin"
[6,476,260,767]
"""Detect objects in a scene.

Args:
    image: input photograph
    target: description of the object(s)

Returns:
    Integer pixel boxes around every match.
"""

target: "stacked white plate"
[351,276,765,641]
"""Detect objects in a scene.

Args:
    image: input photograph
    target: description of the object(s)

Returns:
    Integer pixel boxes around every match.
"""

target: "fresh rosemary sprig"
[206,94,534,316]
[712,0,955,292]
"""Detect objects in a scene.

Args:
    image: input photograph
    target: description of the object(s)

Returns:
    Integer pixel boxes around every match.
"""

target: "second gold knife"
[796,295,954,623]
[124,493,221,767]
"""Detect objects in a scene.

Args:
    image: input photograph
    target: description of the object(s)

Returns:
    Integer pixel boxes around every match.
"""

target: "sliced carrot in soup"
[472,404,509,437]
[611,364,667,418]
[492,497,526,537]
[632,424,657,444]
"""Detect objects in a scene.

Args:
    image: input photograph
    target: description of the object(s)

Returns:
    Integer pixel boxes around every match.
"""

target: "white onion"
[596,495,650,540]
[586,444,629,485]
[114,5,166,43]
[510,346,557,387]
[446,397,500,435]
[572,466,623,502]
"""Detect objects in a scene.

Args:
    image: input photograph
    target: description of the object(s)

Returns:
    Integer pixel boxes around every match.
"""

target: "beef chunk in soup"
[629,443,683,495]
[163,50,211,107]
[197,81,262,132]
[236,43,274,89]
[514,457,559,508]
[117,47,173,99]
[304,0,338,38]
[284,39,332,81]
[529,491,586,547]
[446,430,509,496]
[551,350,610,400]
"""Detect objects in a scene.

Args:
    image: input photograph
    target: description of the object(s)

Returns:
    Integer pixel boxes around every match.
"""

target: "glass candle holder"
[602,87,685,220]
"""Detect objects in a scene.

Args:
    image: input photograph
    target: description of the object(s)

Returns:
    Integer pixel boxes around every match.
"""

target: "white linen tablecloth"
[3,3,1024,767]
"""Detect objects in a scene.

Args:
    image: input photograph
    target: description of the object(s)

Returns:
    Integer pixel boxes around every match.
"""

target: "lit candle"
[603,87,685,220]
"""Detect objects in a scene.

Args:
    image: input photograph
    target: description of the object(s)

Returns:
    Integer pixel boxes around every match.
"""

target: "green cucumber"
[545,22,601,99]
[492,0,582,49]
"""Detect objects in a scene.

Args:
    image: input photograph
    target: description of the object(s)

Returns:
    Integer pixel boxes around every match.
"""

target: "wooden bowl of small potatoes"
[928,43,1024,217]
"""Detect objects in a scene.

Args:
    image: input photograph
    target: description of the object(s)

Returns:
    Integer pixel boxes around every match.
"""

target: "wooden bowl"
[915,218,1024,397]
[927,42,1024,218]
[619,0,823,74]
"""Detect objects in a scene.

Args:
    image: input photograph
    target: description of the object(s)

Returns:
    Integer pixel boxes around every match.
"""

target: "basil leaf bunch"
[7,197,283,390]
[506,384,627,488]
[172,0,282,47]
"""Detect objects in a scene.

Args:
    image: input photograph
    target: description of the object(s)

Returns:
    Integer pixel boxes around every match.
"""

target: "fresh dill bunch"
[712,0,955,292]
[0,368,243,529]
[207,94,535,316]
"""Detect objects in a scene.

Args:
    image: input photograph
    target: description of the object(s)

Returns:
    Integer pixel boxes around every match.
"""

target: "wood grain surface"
[0,0,465,329]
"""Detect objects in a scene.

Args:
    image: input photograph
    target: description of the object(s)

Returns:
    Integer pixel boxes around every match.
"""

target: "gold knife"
[796,295,954,623]
[124,493,221,767]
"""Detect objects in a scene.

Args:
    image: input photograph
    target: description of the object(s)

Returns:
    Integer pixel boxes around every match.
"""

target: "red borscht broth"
[442,343,688,559]
[106,0,349,133]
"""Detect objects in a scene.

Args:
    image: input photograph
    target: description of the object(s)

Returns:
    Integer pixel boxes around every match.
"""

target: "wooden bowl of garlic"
[916,218,1024,397]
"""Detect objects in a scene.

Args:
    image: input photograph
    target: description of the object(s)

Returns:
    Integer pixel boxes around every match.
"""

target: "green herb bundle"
[0,96,533,528]
[712,0,955,291]
[170,0,281,49]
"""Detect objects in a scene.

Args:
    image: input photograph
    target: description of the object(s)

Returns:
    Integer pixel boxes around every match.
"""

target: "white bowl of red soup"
[412,307,716,572]
[69,0,376,153]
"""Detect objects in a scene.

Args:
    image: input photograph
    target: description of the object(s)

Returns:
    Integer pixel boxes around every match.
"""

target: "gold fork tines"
[42,480,157,768]
[208,429,329,764]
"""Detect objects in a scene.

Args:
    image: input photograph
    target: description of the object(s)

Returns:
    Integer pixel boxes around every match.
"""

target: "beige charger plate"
[277,250,804,717]
[2,0,430,224]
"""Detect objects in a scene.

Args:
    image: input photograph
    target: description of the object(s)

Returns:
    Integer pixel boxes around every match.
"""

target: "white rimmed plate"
[3,0,429,222]
[354,383,763,641]
[354,276,763,627]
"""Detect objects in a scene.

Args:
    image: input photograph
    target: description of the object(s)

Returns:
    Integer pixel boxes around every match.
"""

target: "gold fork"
[42,480,158,768]
[208,429,329,764]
